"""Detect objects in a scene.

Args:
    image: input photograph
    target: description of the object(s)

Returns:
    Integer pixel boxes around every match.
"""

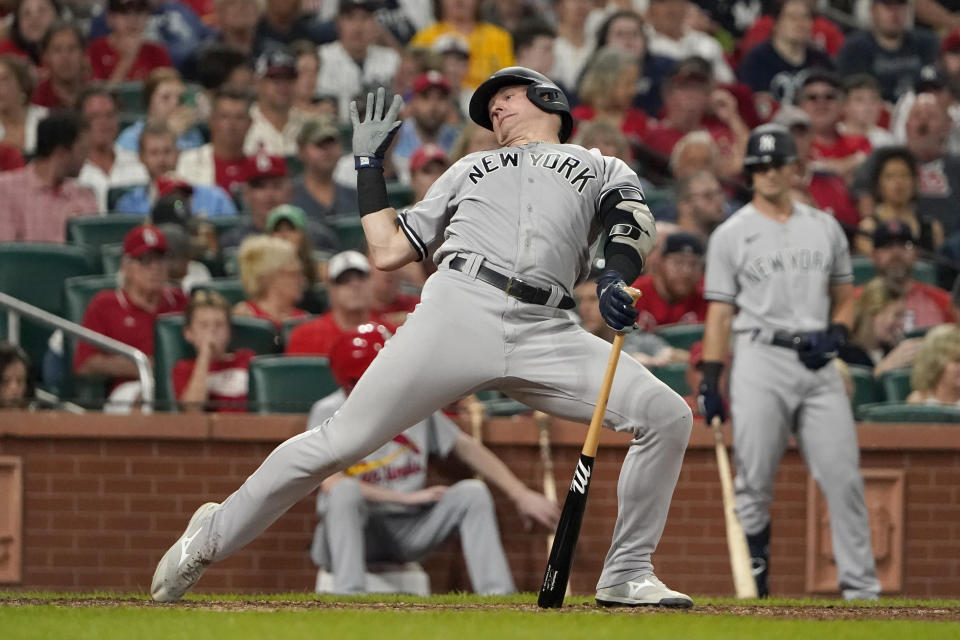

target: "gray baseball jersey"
[704,202,853,334]
[169,141,693,595]
[704,201,879,599]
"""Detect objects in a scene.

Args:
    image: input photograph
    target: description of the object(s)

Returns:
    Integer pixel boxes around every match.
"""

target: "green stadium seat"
[112,82,145,113]
[879,367,912,403]
[330,215,366,251]
[231,316,282,354]
[856,402,960,423]
[60,275,118,405]
[649,362,690,396]
[63,275,117,325]
[483,397,532,416]
[195,278,247,307]
[386,182,415,209]
[248,355,339,413]
[655,323,704,350]
[107,185,145,212]
[904,326,929,340]
[848,365,884,417]
[912,259,936,286]
[66,215,143,266]
[208,216,244,247]
[101,243,124,275]
[285,155,304,178]
[0,244,97,374]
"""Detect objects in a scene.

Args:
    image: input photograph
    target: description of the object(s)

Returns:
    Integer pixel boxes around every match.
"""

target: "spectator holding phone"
[117,67,205,153]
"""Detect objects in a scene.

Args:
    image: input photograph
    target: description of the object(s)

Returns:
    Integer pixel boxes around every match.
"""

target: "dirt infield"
[3,597,960,621]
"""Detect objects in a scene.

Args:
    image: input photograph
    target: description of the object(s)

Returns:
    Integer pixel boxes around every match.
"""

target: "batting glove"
[596,270,638,332]
[697,361,726,424]
[798,323,848,371]
[350,87,403,169]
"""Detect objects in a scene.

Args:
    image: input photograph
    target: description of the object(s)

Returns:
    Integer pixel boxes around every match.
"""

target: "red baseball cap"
[943,28,960,54]
[123,225,169,258]
[412,70,451,95]
[155,174,194,198]
[244,153,288,183]
[409,144,448,173]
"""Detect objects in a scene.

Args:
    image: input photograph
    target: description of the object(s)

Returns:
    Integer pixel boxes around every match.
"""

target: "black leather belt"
[770,331,813,351]
[449,256,575,310]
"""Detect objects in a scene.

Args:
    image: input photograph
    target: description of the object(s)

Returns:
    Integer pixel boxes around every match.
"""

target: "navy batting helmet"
[468,67,573,143]
[743,124,798,171]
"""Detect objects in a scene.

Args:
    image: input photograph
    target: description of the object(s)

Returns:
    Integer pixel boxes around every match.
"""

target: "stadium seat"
[0,244,97,374]
[912,260,936,286]
[330,215,366,251]
[208,216,243,247]
[386,181,415,209]
[247,355,339,413]
[66,215,144,268]
[857,402,960,423]
[879,367,912,403]
[59,275,118,404]
[153,314,280,410]
[101,243,124,275]
[111,81,145,113]
[848,365,884,418]
[195,278,247,307]
[285,155,304,178]
[655,323,704,350]
[649,362,690,396]
[851,255,937,286]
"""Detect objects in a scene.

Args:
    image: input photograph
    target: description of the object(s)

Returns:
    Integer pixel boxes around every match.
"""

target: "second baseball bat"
[537,331,628,609]
[711,416,758,599]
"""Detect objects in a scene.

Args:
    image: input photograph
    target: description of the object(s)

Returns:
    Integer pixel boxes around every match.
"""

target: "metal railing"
[0,291,154,413]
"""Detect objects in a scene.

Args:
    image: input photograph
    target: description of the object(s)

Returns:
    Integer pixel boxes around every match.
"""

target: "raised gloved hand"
[697,361,726,424]
[350,87,403,169]
[596,270,638,332]
[798,323,848,371]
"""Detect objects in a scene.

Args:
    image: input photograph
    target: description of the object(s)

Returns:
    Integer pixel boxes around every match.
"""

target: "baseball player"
[152,67,694,607]
[697,124,881,600]
[310,324,557,594]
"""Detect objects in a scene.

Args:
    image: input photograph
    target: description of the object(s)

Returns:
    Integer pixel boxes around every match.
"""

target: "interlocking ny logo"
[570,459,591,494]
[758,134,776,152]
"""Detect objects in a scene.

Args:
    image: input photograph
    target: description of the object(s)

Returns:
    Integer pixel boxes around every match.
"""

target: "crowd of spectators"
[1,0,960,416]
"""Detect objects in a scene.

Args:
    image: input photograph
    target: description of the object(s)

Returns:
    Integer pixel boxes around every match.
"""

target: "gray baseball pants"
[200,267,693,589]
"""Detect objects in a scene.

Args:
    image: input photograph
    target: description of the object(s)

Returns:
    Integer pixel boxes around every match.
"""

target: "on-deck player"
[151,67,694,607]
[697,123,881,600]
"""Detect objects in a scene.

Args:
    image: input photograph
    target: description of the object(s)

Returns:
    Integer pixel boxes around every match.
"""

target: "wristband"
[355,155,384,170]
[701,361,723,387]
[357,166,389,216]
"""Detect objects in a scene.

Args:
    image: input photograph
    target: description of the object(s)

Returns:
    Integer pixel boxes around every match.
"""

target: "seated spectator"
[286,250,395,356]
[574,278,684,367]
[74,225,188,408]
[116,67,205,153]
[859,220,955,330]
[835,0,938,104]
[180,0,258,84]
[155,221,212,294]
[291,119,358,222]
[550,0,592,92]
[76,87,149,212]
[447,121,499,162]
[172,289,254,413]
[907,323,960,406]
[290,40,326,120]
[245,49,306,156]
[368,253,420,327]
[891,65,960,156]
[253,0,332,57]
[115,122,237,217]
[856,147,944,254]
[317,1,401,124]
[308,325,556,595]
[0,341,33,410]
[512,19,557,81]
[221,152,340,249]
[668,130,719,181]
[645,58,748,181]
[409,143,450,203]
[644,0,735,83]
[737,0,845,60]
[410,0,513,90]
[630,231,707,333]
[737,0,834,105]
[177,88,252,196]
[433,33,473,118]
[0,111,97,242]
[674,171,728,240]
[392,71,460,183]
[571,48,647,154]
[776,105,860,231]
[266,204,327,314]
[797,70,872,182]
[840,277,921,376]
[593,10,674,120]
[31,22,89,110]
[233,234,308,328]
[839,74,897,150]
[88,0,173,82]
[0,54,48,154]
[0,0,59,66]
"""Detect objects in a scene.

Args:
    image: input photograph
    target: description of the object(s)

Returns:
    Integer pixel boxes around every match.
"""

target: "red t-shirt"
[171,348,255,413]
[214,155,248,195]
[74,288,188,386]
[31,79,66,109]
[738,15,845,61]
[0,143,24,172]
[806,172,859,229]
[87,37,173,81]
[285,312,396,356]
[853,281,956,330]
[810,132,871,162]
[570,105,649,146]
[630,275,707,333]
[0,39,29,61]
[644,118,736,161]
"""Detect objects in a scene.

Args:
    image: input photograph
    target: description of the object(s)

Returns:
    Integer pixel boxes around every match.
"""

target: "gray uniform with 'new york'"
[194,141,693,592]
[705,202,880,598]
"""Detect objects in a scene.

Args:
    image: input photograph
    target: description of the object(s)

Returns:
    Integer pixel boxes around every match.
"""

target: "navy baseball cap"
[873,219,915,248]
[662,232,705,257]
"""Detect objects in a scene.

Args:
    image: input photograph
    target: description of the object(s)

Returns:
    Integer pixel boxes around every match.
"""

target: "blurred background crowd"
[1,0,960,419]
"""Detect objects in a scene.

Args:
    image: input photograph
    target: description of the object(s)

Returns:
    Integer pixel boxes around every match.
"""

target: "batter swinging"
[151,67,693,607]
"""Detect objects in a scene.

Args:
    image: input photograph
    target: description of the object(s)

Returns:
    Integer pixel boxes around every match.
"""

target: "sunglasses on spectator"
[802,91,838,103]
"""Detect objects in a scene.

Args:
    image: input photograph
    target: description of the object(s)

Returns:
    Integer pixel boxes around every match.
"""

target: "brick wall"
[1,413,959,597]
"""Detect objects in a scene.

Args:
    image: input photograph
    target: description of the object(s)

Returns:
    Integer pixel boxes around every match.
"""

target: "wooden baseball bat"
[466,396,485,479]
[538,288,640,609]
[711,416,758,599]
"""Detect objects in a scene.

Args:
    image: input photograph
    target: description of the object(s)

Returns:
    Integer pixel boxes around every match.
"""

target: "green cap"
[266,204,308,232]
